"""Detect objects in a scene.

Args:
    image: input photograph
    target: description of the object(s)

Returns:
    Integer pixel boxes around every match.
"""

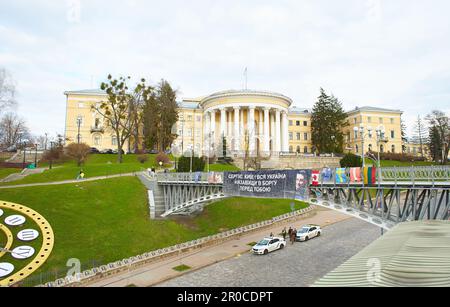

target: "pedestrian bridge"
[148,166,450,229]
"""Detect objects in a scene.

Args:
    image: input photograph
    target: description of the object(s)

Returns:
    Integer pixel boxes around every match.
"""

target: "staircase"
[137,172,166,218]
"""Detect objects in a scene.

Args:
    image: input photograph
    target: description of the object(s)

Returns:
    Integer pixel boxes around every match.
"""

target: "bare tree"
[412,115,427,159]
[65,143,91,166]
[0,112,29,149]
[0,68,17,114]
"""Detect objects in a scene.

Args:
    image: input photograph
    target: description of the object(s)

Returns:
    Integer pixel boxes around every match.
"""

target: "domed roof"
[200,89,292,107]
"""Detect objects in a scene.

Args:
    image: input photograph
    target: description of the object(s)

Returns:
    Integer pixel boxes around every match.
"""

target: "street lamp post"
[77,117,82,144]
[22,141,27,169]
[49,141,54,170]
[354,124,368,168]
[34,144,38,167]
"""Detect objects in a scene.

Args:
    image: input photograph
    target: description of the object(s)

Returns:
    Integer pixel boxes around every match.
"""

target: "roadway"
[156,218,380,287]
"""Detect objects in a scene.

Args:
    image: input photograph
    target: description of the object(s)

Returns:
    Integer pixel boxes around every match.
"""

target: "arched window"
[296,146,301,153]
[304,146,308,153]
[368,144,373,152]
[391,145,395,153]
[380,145,384,153]
[355,145,359,153]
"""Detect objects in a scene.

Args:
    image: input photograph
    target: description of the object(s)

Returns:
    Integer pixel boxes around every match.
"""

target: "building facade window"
[379,117,383,124]
[296,121,300,126]
[187,115,193,121]
[296,133,300,140]
[196,116,201,122]
[289,132,293,141]
[304,146,308,153]
[380,145,384,153]
[355,145,359,153]
[368,144,373,151]
[296,146,301,153]
[390,118,394,124]
[391,130,395,139]
[303,121,308,126]
[368,116,372,123]
[112,136,117,146]
[93,135,102,146]
[289,146,293,153]
[304,133,308,141]
[392,145,396,153]
[289,120,293,126]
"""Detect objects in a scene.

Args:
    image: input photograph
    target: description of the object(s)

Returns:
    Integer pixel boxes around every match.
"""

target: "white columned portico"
[281,111,289,152]
[258,109,263,153]
[234,107,240,151]
[248,107,256,153]
[275,109,281,153]
[264,108,270,153]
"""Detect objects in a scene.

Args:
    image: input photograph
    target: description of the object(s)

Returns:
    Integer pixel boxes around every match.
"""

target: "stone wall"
[234,155,341,170]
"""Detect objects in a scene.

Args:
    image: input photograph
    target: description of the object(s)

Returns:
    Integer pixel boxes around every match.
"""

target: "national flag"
[311,170,320,186]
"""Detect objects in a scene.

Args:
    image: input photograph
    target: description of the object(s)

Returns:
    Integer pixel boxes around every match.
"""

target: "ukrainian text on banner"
[223,170,311,199]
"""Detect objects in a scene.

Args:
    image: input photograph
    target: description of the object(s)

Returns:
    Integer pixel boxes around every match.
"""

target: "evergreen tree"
[401,119,408,153]
[143,80,179,152]
[311,88,348,154]
[428,125,442,163]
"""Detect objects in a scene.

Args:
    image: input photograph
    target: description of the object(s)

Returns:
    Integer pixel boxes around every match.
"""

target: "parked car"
[90,147,100,154]
[100,149,113,154]
[146,149,159,154]
[296,225,322,242]
[252,237,286,255]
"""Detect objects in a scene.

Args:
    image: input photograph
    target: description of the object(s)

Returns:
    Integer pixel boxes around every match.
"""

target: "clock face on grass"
[0,201,54,287]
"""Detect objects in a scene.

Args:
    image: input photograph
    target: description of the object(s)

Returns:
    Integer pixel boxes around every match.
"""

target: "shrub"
[340,153,362,168]
[137,155,148,164]
[372,152,427,162]
[65,143,91,166]
[177,156,205,172]
[155,152,170,165]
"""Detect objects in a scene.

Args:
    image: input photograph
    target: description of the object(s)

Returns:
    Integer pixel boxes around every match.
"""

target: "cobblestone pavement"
[157,218,381,287]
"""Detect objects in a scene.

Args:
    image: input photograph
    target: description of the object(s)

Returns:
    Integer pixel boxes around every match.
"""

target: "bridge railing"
[157,172,224,184]
[156,166,450,185]
[380,166,450,183]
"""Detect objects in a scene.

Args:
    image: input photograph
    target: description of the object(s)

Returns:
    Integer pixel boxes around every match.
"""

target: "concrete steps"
[137,173,166,219]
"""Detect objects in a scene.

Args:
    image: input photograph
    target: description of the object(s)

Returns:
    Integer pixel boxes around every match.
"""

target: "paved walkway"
[0,172,137,189]
[87,208,353,287]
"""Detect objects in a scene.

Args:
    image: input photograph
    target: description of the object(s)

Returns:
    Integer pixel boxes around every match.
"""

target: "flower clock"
[0,201,54,287]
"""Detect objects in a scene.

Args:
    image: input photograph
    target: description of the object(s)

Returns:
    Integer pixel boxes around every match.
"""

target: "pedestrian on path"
[77,170,85,180]
[282,228,287,240]
[288,227,293,238]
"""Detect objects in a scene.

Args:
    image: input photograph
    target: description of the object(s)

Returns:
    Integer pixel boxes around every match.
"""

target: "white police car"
[296,225,322,242]
[252,237,286,255]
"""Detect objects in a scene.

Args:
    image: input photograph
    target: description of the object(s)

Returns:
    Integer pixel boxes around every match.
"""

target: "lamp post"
[159,161,163,171]
[34,144,38,168]
[354,124,368,168]
[22,141,27,169]
[77,117,82,144]
[49,141,54,170]
[375,126,387,170]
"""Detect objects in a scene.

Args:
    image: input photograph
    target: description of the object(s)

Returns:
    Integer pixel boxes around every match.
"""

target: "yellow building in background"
[64,89,403,157]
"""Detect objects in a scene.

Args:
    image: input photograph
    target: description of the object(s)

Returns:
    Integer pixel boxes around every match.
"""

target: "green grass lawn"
[205,163,241,172]
[364,159,437,167]
[0,168,20,180]
[0,177,307,285]
[0,154,172,186]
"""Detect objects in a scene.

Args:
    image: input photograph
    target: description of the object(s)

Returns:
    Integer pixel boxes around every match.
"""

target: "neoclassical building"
[64,89,403,157]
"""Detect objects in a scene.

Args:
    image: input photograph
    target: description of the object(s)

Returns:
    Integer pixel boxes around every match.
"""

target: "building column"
[270,112,275,153]
[204,111,211,154]
[264,108,270,154]
[210,109,216,152]
[220,108,227,138]
[281,111,289,152]
[275,109,281,153]
[234,107,240,151]
[248,106,256,153]
[258,109,263,154]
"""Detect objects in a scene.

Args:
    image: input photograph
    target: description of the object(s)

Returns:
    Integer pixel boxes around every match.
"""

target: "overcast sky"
[1,0,449,138]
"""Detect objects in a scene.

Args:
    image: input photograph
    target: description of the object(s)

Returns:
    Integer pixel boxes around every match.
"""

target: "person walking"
[288,227,293,238]
[282,228,287,241]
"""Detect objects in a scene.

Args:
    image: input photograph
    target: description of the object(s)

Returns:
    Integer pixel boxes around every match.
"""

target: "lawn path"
[0,172,138,189]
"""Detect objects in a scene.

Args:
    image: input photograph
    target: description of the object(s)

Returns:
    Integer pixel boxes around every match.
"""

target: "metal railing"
[156,166,450,185]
